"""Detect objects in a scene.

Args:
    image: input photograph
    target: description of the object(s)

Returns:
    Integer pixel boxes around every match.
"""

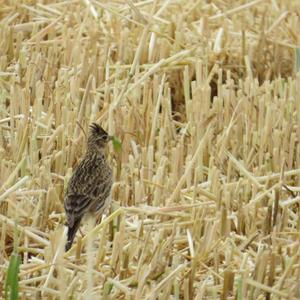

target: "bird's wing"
[68,156,105,195]
[88,176,113,213]
[64,193,93,227]
[64,156,112,226]
[70,155,112,197]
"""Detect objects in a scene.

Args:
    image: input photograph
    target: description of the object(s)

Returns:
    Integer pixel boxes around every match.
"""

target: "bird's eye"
[102,135,108,141]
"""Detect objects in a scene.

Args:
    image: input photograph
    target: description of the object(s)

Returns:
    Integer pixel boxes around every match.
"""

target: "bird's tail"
[65,218,82,251]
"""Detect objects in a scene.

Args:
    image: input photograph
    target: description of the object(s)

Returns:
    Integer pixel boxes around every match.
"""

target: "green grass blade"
[5,253,21,300]
[4,221,20,300]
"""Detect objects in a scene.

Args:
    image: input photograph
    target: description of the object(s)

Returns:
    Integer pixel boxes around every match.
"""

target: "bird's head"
[87,123,113,150]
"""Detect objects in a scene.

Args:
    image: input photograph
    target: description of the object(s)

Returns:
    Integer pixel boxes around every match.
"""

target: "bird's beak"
[108,135,114,141]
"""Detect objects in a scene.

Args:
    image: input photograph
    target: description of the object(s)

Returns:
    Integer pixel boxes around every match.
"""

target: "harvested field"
[1,0,300,299]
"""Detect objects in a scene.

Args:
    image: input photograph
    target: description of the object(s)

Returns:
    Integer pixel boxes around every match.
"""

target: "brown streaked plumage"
[64,123,113,251]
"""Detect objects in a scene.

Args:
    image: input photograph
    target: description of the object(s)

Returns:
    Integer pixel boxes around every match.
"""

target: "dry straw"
[1,0,300,299]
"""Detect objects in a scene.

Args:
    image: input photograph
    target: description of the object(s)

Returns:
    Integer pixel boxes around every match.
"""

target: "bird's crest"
[89,123,108,136]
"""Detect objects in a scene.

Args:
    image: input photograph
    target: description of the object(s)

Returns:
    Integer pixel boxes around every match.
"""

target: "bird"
[64,123,113,251]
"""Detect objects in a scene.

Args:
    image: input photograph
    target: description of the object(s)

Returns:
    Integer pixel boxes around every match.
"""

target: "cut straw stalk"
[0,176,30,203]
[111,22,151,109]
[86,217,95,299]
[167,125,211,204]
[0,214,49,246]
[107,277,132,296]
[125,0,148,24]
[208,0,265,21]
[145,264,186,299]
[256,168,300,182]
[0,157,26,193]
[149,73,166,145]
[69,75,93,165]
[42,226,66,294]
[82,0,99,19]
[27,14,64,42]
[126,48,195,96]
[245,278,288,298]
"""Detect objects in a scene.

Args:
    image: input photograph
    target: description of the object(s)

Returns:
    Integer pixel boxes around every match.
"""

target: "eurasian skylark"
[64,123,113,251]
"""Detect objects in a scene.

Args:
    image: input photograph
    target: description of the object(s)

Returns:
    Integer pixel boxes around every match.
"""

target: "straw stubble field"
[1,0,300,299]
